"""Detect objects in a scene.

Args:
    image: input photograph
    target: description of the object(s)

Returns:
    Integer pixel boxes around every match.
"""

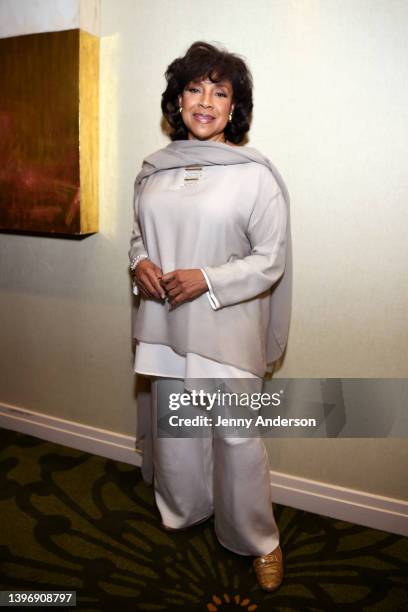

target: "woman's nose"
[199,90,213,108]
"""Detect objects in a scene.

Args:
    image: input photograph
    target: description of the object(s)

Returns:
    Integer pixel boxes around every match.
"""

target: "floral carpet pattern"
[0,428,407,611]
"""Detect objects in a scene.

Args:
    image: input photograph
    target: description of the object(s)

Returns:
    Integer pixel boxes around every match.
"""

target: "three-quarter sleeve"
[202,170,288,308]
[129,179,150,296]
[200,268,221,310]
[128,179,149,264]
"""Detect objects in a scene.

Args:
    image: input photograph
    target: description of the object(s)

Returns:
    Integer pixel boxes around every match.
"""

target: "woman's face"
[178,77,234,143]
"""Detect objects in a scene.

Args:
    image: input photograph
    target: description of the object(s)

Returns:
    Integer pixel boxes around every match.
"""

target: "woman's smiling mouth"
[193,113,215,123]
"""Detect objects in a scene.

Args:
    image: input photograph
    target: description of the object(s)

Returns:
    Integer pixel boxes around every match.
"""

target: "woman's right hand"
[133,259,166,300]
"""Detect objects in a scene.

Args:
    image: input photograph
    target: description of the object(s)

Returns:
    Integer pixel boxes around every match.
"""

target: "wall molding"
[1,401,407,537]
[269,470,408,537]
[0,401,141,466]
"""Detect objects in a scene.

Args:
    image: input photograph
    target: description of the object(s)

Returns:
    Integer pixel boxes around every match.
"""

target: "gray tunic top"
[129,140,292,377]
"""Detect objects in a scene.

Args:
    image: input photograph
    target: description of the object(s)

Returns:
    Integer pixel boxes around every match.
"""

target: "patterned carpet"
[0,428,407,611]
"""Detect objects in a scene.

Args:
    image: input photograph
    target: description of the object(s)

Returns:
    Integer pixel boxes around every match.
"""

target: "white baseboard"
[0,401,142,466]
[269,470,408,537]
[1,401,407,537]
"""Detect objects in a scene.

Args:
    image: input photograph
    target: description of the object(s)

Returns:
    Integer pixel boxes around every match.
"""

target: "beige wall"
[0,0,407,500]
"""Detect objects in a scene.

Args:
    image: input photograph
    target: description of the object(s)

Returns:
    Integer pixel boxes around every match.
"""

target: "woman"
[128,41,292,592]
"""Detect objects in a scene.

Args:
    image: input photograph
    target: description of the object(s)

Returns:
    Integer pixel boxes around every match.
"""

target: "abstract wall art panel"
[0,29,99,235]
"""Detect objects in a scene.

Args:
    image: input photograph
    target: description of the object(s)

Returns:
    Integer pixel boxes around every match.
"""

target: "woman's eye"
[215,91,227,97]
[187,87,200,93]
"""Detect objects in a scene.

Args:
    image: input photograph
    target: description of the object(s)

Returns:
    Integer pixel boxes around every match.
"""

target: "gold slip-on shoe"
[253,545,284,592]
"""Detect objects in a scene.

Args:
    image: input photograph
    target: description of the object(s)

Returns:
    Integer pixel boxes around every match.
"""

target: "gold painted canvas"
[0,29,99,235]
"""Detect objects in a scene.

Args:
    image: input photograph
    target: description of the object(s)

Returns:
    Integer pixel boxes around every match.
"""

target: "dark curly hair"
[161,41,253,144]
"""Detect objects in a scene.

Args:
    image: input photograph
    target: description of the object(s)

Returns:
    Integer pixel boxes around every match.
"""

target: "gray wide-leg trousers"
[150,377,280,556]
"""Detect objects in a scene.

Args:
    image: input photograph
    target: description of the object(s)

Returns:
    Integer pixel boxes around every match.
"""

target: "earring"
[228,110,233,122]
[179,106,183,113]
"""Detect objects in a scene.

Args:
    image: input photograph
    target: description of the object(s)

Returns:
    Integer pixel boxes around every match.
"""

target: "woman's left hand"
[161,269,208,307]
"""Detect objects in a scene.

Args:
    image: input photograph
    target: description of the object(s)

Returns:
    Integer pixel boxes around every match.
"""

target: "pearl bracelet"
[129,254,149,273]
